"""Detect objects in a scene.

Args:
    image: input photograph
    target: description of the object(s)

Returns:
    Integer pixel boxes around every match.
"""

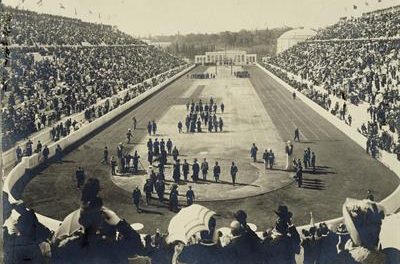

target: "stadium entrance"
[195,50,257,66]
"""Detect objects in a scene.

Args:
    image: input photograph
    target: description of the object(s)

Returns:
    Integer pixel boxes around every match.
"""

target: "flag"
[378,0,382,2]
[36,0,42,6]
[353,4,357,9]
[365,1,369,5]
[89,10,93,14]
[74,8,77,15]
[59,3,65,9]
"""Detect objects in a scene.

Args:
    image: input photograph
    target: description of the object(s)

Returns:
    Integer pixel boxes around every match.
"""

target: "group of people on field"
[178,98,225,133]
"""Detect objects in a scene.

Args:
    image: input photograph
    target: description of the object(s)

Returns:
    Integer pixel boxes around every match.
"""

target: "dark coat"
[132,189,141,204]
[213,165,221,176]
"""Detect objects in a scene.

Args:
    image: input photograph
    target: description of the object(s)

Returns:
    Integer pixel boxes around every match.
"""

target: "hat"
[274,205,293,220]
[319,223,329,236]
[336,223,348,235]
[234,210,247,224]
[230,220,241,232]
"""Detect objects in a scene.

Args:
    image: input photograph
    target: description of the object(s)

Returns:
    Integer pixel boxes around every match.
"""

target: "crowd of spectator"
[267,7,400,160]
[269,40,399,101]
[264,64,333,110]
[4,178,382,264]
[2,45,185,151]
[10,65,185,164]
[5,177,385,264]
[311,5,400,40]
[2,5,142,46]
[1,5,186,152]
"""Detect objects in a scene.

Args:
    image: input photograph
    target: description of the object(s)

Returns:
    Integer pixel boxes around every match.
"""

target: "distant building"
[195,50,257,65]
[276,28,317,54]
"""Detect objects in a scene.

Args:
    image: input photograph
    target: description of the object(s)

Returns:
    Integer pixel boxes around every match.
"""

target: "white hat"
[230,220,241,231]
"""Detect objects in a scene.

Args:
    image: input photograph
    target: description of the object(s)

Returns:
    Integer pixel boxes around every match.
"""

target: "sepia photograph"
[1,0,400,263]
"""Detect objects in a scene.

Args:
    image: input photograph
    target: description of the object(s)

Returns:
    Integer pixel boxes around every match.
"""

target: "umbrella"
[3,209,21,235]
[166,204,216,245]
[247,223,257,232]
[379,213,400,251]
[217,227,231,236]
[343,198,385,248]
[131,223,144,231]
[342,200,361,245]
[52,209,82,242]
[52,206,121,242]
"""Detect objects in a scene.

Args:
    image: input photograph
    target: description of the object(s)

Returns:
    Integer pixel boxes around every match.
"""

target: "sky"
[3,0,399,37]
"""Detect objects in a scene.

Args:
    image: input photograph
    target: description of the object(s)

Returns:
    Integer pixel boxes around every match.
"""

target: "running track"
[21,66,399,233]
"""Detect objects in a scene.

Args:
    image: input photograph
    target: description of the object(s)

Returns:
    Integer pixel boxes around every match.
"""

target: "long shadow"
[317,165,332,169]
[303,169,336,176]
[268,167,293,173]
[115,169,148,177]
[167,180,205,187]
[152,196,194,207]
[61,160,76,163]
[302,178,323,183]
[164,178,259,187]
[196,178,260,188]
[300,178,326,190]
[138,207,164,215]
[301,185,325,190]
[155,203,170,209]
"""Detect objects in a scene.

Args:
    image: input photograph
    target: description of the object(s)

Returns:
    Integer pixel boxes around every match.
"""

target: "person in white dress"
[285,141,294,171]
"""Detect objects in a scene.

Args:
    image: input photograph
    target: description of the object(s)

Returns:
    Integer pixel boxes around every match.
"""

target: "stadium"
[1,0,400,263]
